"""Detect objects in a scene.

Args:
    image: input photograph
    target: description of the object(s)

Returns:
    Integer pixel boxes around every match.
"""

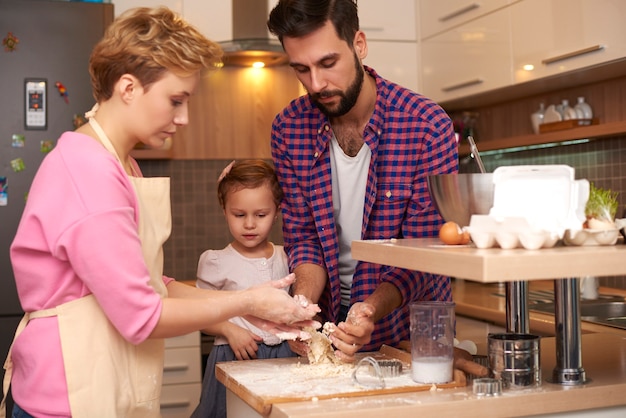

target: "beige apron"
[1,117,172,417]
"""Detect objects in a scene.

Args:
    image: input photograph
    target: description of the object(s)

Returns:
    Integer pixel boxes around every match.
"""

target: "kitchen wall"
[139,133,626,289]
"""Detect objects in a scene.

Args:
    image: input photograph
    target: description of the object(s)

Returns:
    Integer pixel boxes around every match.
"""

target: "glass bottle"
[561,99,578,120]
[574,96,593,119]
[530,103,545,134]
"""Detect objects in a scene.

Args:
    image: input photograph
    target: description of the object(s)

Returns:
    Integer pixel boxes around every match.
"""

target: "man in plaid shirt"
[268,0,458,360]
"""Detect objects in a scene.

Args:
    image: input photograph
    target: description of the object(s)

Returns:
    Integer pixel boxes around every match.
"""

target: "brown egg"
[439,221,467,245]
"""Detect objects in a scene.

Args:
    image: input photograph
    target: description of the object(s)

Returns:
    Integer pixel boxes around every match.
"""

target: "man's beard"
[310,53,364,118]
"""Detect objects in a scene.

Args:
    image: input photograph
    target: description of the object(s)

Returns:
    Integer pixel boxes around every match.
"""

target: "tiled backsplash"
[139,135,626,289]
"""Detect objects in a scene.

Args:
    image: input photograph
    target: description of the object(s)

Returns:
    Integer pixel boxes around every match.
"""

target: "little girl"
[191,160,296,418]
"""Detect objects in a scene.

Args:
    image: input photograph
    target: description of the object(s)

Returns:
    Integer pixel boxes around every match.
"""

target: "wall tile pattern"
[140,135,626,289]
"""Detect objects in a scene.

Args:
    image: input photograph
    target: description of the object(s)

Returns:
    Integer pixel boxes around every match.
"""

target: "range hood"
[219,0,288,67]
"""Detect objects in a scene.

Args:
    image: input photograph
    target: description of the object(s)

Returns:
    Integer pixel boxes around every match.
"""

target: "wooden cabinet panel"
[172,66,302,159]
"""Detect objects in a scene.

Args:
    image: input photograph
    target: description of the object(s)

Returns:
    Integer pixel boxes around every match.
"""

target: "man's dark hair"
[267,0,359,47]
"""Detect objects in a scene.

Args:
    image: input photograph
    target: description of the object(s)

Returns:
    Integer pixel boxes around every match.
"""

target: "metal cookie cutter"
[352,356,403,389]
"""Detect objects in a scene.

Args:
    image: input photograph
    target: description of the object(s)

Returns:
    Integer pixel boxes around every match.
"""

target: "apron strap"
[1,308,59,417]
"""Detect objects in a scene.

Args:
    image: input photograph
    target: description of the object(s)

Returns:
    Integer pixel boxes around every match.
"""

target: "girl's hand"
[224,325,262,361]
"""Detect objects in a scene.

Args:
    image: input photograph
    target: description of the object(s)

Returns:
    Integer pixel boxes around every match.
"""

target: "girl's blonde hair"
[218,160,285,209]
[89,7,223,102]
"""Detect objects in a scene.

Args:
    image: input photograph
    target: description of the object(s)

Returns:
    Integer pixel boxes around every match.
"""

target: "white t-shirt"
[196,243,289,345]
[329,136,371,306]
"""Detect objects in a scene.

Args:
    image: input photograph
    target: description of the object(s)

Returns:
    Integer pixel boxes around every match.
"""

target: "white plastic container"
[466,165,589,249]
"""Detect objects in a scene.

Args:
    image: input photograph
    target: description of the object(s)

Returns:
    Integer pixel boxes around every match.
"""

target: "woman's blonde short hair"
[89,7,223,102]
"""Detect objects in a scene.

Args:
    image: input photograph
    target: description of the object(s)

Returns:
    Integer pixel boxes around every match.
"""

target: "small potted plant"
[585,183,619,230]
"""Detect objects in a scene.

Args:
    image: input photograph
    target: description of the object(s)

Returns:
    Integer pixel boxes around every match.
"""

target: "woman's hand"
[245,274,321,324]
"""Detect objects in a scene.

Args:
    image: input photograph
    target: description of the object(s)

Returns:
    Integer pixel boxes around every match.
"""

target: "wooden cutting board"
[216,345,466,416]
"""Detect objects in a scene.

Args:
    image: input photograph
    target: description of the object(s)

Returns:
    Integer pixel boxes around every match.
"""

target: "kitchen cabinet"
[419,0,514,40]
[182,0,232,41]
[112,0,183,17]
[420,8,513,102]
[511,0,626,85]
[161,332,202,418]
[365,41,420,93]
[360,0,420,92]
[359,0,417,41]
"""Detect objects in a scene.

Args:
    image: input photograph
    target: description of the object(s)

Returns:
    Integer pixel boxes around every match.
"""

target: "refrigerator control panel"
[25,78,47,130]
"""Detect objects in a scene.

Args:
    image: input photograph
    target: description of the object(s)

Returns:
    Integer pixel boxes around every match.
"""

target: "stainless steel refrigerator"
[0,0,113,412]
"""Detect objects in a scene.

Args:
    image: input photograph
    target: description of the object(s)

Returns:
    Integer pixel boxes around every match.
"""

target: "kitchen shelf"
[351,238,626,283]
[458,120,626,155]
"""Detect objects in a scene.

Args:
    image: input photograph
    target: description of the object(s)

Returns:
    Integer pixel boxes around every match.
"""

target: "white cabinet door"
[511,0,626,84]
[419,0,513,40]
[112,1,231,40]
[420,9,513,102]
[359,0,417,41]
[112,0,183,17]
[365,41,420,93]
[183,0,232,41]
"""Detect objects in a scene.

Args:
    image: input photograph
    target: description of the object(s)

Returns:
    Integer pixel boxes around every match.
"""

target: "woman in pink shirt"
[2,7,318,418]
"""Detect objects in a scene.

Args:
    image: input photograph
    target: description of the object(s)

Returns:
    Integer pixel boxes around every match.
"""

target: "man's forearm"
[363,281,403,323]
[292,263,327,304]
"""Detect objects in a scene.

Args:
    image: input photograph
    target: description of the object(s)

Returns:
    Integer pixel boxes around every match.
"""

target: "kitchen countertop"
[351,238,626,283]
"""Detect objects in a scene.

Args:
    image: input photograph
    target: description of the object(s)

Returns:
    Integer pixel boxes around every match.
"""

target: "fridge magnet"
[10,158,25,173]
[73,114,87,129]
[0,177,7,206]
[12,134,25,148]
[55,81,69,104]
[40,140,54,153]
[2,32,19,52]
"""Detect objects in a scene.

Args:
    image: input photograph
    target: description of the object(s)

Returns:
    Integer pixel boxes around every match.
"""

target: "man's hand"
[329,302,376,362]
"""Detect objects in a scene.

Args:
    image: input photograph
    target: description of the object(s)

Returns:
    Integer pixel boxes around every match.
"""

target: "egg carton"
[467,216,561,250]
[563,229,620,246]
[467,165,590,250]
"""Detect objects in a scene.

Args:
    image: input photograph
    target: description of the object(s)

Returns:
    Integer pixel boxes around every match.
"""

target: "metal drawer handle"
[160,400,191,409]
[163,364,190,372]
[541,44,605,65]
[439,3,481,22]
[441,78,484,92]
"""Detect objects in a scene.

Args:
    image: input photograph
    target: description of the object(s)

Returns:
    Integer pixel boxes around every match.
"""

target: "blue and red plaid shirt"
[271,67,458,351]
